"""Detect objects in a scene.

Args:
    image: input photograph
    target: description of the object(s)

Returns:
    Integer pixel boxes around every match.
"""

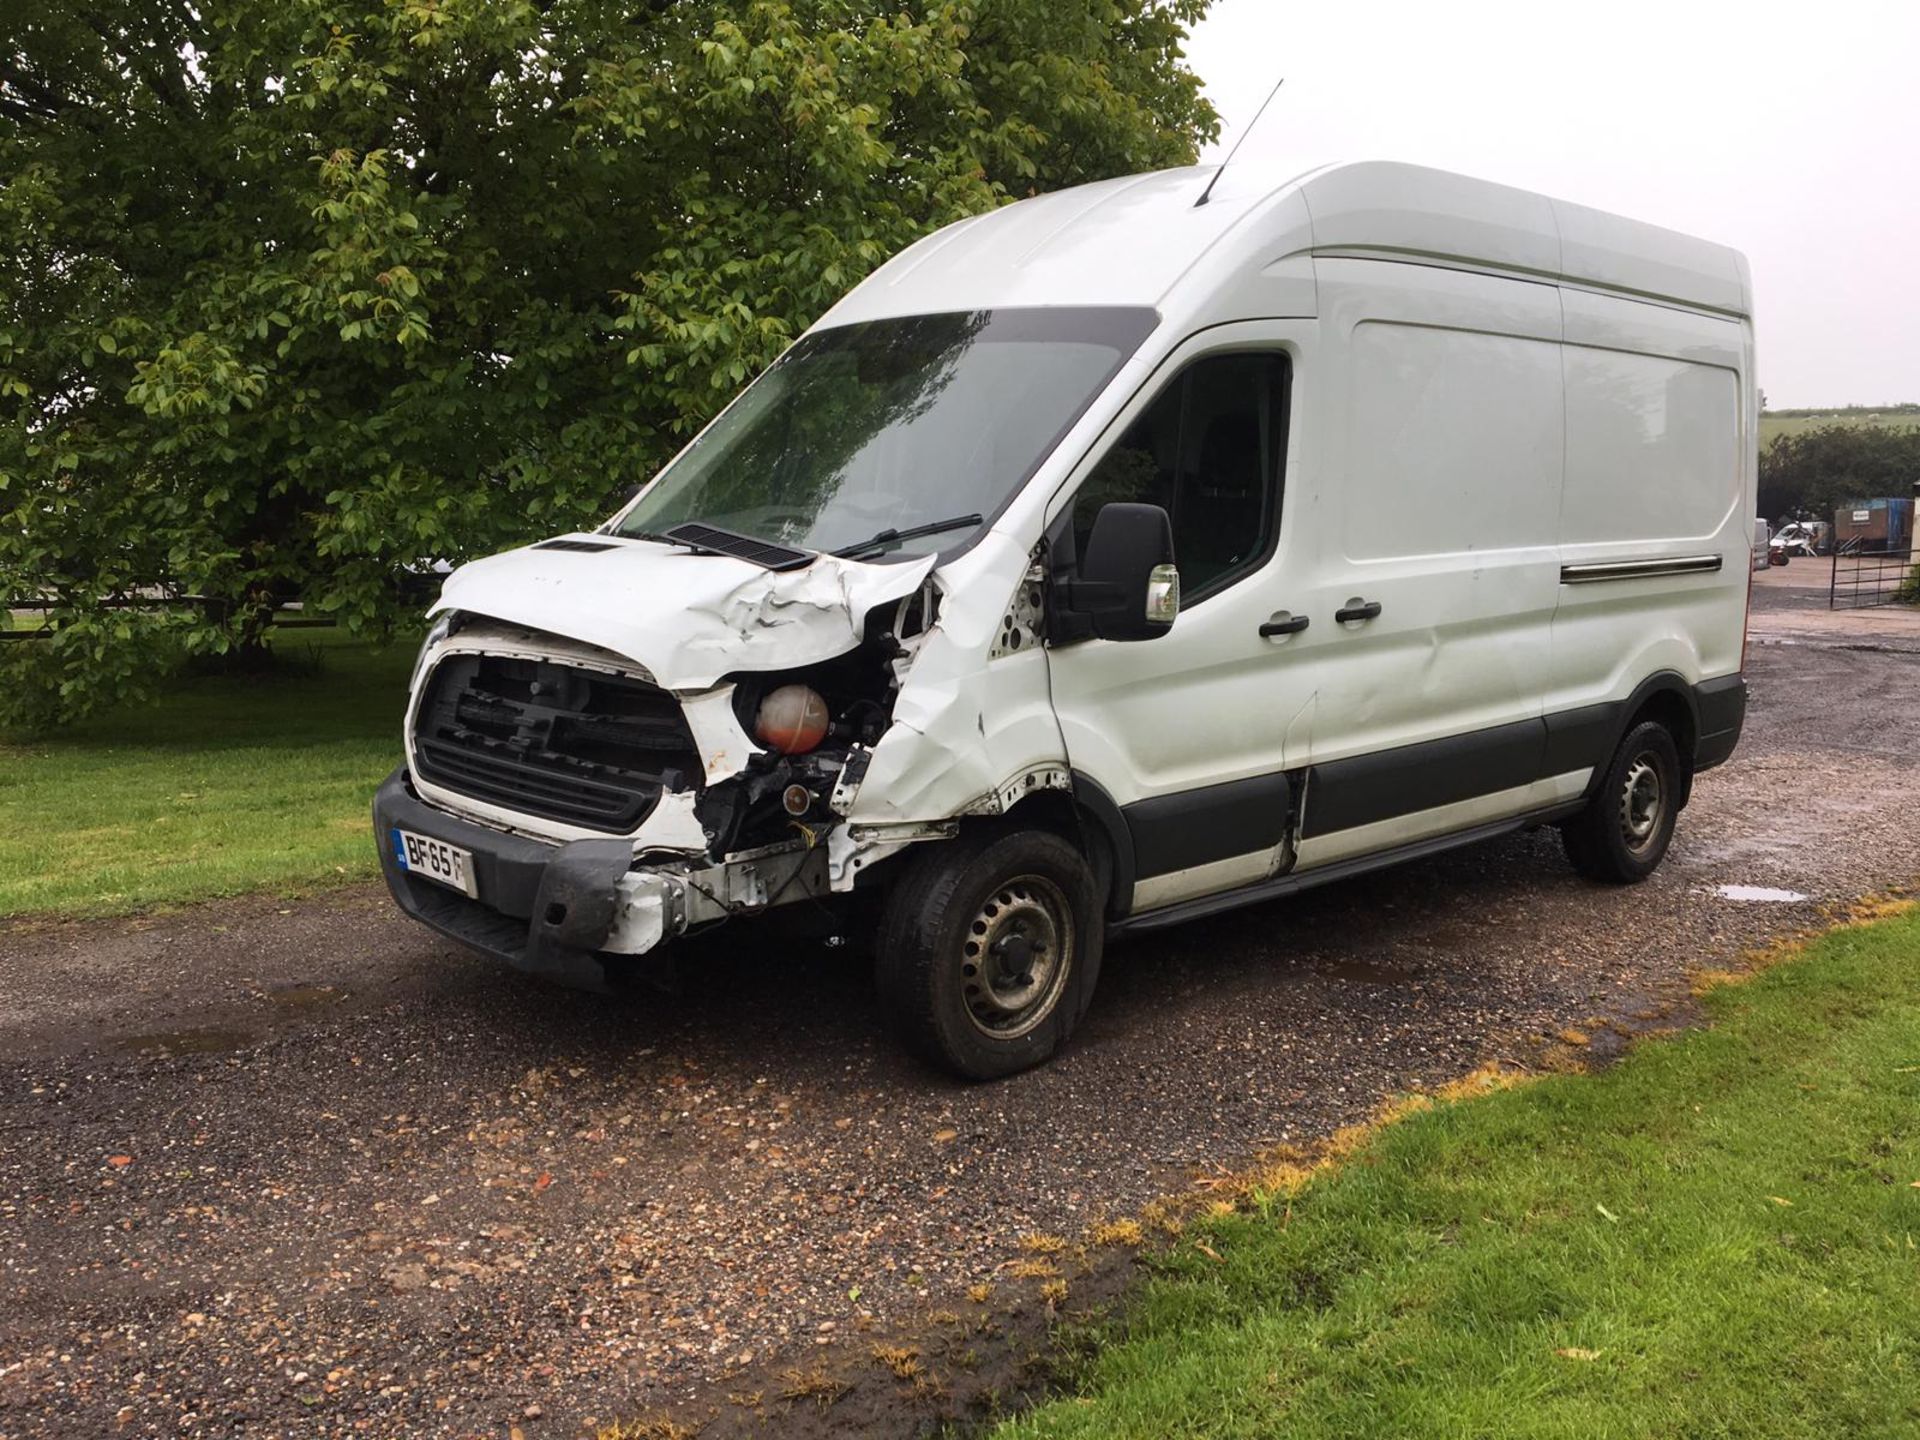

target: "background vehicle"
[376,161,1755,1079]
[1768,521,1824,562]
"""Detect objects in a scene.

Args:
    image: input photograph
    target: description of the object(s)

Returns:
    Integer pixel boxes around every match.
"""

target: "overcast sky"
[1185,0,1919,408]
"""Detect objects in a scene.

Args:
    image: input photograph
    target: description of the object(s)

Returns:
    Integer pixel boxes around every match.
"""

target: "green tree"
[0,0,1216,726]
[1759,422,1920,524]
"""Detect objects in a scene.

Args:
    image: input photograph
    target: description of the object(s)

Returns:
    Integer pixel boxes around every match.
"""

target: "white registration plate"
[391,827,478,898]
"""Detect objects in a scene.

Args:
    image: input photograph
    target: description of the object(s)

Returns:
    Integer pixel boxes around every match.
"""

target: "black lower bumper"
[373,767,638,992]
[1693,673,1747,772]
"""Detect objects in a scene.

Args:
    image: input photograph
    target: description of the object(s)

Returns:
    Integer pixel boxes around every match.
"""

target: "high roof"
[814,160,1751,331]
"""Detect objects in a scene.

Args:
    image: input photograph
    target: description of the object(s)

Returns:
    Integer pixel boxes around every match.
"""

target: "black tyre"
[1561,719,1683,884]
[874,826,1104,1080]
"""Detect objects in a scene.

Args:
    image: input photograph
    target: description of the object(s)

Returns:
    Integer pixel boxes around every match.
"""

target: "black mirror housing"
[1059,502,1178,643]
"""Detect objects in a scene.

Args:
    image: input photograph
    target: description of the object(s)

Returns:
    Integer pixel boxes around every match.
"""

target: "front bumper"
[374,766,685,992]
[374,767,837,991]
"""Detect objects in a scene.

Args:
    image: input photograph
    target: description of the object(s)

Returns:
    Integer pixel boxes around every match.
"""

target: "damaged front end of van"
[373,305,1153,1008]
[376,536,977,991]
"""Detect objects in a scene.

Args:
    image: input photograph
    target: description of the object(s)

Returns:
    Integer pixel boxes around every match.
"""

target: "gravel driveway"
[4,593,1917,1438]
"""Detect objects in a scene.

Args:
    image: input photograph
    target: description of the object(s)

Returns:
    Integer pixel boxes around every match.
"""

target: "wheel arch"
[1617,671,1701,806]
[990,774,1134,920]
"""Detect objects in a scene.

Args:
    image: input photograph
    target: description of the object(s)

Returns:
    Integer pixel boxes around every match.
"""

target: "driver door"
[1045,322,1314,912]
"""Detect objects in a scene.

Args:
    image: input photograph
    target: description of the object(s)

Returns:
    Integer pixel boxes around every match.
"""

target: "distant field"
[1761,407,1920,446]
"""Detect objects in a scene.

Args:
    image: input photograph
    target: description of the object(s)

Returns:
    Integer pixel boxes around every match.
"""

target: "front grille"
[412,653,699,832]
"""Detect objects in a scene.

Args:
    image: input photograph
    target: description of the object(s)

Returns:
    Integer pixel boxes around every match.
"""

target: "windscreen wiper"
[833,513,984,561]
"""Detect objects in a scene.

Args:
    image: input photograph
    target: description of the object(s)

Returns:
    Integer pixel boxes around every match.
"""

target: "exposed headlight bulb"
[755,684,830,754]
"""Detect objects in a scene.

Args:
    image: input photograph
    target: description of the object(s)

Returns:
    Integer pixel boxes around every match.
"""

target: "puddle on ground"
[1714,884,1810,903]
[267,983,344,1010]
[116,1027,253,1056]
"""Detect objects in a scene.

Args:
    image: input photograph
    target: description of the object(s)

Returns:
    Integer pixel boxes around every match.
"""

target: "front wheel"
[1561,719,1682,884]
[874,827,1104,1080]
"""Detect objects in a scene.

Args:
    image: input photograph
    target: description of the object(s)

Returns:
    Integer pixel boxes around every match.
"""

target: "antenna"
[1195,76,1285,208]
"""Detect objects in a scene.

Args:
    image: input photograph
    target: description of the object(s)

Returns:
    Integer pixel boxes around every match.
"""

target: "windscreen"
[613,307,1158,561]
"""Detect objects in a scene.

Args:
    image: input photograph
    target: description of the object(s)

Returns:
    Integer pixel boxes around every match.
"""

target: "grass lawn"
[0,628,415,918]
[1003,906,1920,1439]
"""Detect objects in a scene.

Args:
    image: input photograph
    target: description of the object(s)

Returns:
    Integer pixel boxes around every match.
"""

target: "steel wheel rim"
[960,875,1074,1040]
[1618,753,1665,853]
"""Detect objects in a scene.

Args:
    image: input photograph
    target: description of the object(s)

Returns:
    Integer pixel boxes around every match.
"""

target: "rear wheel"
[1561,720,1682,884]
[874,827,1104,1080]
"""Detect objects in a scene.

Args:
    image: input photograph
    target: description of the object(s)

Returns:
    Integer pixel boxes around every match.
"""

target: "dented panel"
[680,684,758,785]
[435,537,936,692]
[846,534,1071,830]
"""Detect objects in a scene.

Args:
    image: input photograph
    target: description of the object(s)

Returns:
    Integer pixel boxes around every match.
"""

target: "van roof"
[816,160,1752,330]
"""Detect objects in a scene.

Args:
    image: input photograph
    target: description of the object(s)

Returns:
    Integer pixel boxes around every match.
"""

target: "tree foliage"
[1759,422,1920,525]
[0,0,1217,725]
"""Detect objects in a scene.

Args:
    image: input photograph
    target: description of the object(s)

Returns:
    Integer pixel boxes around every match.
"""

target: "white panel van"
[375,161,1756,1079]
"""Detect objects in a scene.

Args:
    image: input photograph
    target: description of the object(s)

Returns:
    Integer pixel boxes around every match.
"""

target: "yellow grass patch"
[1165,1064,1537,1219]
[598,1417,699,1440]
[870,1344,922,1381]
[1004,1257,1059,1280]
[775,1367,850,1405]
[1694,891,1916,997]
[1432,1062,1531,1103]
[1088,1218,1144,1247]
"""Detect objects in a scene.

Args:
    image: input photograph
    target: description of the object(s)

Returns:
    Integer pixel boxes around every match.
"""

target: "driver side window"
[1072,351,1290,599]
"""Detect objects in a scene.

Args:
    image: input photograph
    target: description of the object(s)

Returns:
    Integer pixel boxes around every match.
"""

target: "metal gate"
[1830,542,1918,610]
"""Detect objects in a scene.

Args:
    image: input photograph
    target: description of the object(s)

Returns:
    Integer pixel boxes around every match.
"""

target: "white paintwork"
[678,685,755,787]
[819,160,1751,329]
[1131,847,1281,913]
[413,159,1755,923]
[1295,259,1565,771]
[604,870,679,954]
[1042,321,1312,808]
[432,534,936,692]
[1562,347,1740,545]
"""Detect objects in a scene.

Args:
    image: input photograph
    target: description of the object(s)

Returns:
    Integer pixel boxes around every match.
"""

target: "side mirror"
[1069,502,1179,642]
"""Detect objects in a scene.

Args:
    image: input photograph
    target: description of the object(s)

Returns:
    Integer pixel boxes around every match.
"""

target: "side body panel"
[1046,256,1749,910]
[1546,288,1753,721]
[1287,258,1573,868]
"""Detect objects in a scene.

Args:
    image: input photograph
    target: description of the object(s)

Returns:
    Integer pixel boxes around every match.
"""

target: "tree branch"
[73,6,199,122]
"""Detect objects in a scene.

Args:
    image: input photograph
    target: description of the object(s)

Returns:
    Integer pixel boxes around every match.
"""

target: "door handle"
[1259,612,1309,638]
[1334,600,1383,624]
